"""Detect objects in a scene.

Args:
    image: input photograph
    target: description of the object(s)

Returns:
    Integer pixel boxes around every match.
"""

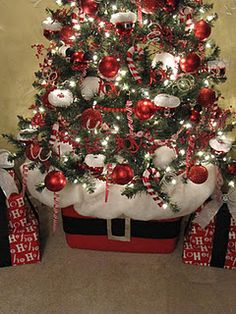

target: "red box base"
[62,206,181,254]
[64,234,179,253]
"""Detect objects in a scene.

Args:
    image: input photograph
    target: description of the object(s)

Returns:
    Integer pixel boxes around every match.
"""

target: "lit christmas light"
[207,15,215,22]
[166,167,171,172]
[229,181,235,188]
[69,80,76,87]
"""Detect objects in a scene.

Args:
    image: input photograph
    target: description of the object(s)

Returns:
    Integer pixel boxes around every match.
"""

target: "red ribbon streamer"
[105,164,113,203]
[53,192,60,233]
[136,0,143,27]
[186,135,196,173]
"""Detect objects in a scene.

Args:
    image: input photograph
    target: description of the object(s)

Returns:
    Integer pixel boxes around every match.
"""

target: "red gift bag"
[183,200,236,270]
[0,167,40,268]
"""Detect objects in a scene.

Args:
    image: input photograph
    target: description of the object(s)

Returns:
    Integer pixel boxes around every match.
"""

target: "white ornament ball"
[84,154,106,168]
[154,94,181,108]
[48,89,74,107]
[80,76,105,101]
[152,52,178,77]
[153,146,177,169]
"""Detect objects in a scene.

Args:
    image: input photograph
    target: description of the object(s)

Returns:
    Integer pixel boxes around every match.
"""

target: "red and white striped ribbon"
[53,192,60,233]
[22,164,29,196]
[179,7,193,31]
[71,9,79,29]
[49,122,59,146]
[186,135,196,172]
[127,45,143,84]
[126,100,134,136]
[142,168,164,207]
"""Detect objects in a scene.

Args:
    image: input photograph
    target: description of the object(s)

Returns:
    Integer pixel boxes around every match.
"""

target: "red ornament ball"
[41,87,56,108]
[71,51,85,63]
[112,164,134,185]
[227,163,236,175]
[60,26,74,45]
[190,109,200,122]
[44,170,67,192]
[81,0,98,17]
[179,53,201,73]
[197,87,216,107]
[194,20,211,41]
[25,143,41,161]
[135,99,156,121]
[81,108,103,129]
[98,56,120,79]
[188,165,209,184]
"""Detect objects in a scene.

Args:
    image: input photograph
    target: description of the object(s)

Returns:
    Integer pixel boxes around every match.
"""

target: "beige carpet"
[0,207,236,314]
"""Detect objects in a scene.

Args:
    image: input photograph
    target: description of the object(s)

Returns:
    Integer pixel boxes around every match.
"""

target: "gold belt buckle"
[107,217,131,242]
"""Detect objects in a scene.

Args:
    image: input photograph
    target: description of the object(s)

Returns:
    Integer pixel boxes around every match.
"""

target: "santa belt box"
[0,189,40,268]
[183,203,236,270]
[62,206,181,253]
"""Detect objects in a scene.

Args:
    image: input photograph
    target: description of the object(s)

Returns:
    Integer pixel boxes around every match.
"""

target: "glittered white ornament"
[152,52,178,78]
[48,89,74,107]
[153,146,177,169]
[110,12,137,36]
[42,18,62,32]
[17,128,38,142]
[54,141,74,156]
[207,60,226,77]
[154,94,181,108]
[84,154,105,168]
[209,137,233,154]
[80,76,104,101]
[110,12,137,24]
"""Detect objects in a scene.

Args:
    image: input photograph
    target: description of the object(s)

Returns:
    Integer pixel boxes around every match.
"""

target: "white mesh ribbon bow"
[0,150,18,197]
[194,188,236,229]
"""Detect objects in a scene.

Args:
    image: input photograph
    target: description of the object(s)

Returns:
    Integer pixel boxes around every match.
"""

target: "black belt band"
[0,188,12,267]
[210,203,231,268]
[62,215,181,239]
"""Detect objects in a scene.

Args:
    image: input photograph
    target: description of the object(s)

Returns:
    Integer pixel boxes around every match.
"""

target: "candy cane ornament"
[49,122,59,146]
[142,168,164,207]
[127,45,144,84]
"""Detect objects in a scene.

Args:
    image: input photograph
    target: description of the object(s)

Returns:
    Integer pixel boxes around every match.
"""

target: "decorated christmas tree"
[4,0,236,230]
